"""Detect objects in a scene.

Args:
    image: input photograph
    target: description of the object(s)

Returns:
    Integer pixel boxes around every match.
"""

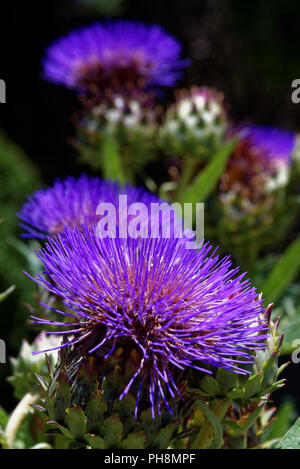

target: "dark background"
[0,0,300,412]
[1,0,300,184]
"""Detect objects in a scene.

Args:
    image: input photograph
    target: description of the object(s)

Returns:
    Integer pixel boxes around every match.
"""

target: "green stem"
[193,399,231,449]
[175,158,197,202]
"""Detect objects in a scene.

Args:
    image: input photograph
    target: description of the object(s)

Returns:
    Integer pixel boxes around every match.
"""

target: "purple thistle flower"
[221,125,296,200]
[234,125,295,167]
[29,227,268,417]
[18,175,164,239]
[42,21,189,93]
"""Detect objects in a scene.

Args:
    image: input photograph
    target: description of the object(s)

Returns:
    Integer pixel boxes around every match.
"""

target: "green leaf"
[0,285,15,303]
[85,390,107,434]
[200,376,221,396]
[196,400,223,449]
[120,431,146,449]
[262,234,300,305]
[216,368,238,394]
[65,406,86,440]
[0,405,8,428]
[268,398,297,440]
[151,423,177,449]
[53,372,71,423]
[244,373,263,399]
[85,433,105,449]
[179,141,236,204]
[101,134,126,184]
[101,415,123,448]
[226,388,245,400]
[47,421,73,440]
[277,417,300,449]
[113,393,136,435]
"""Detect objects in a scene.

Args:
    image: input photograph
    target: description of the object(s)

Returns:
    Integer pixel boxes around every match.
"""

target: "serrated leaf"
[85,433,105,449]
[180,140,236,204]
[262,234,300,305]
[120,431,146,449]
[101,415,123,448]
[277,417,300,449]
[200,376,221,396]
[85,391,107,434]
[65,405,86,440]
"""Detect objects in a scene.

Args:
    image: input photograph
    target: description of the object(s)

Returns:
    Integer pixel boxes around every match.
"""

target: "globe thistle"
[29,227,267,418]
[18,175,162,239]
[42,21,188,96]
[220,125,296,203]
[160,86,227,159]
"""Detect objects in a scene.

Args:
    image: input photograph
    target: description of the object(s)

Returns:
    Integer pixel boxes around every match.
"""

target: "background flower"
[42,21,189,94]
[18,175,163,238]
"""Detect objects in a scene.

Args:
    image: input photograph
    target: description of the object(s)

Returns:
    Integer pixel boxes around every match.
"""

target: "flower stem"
[176,158,197,202]
[4,391,40,449]
[193,399,231,449]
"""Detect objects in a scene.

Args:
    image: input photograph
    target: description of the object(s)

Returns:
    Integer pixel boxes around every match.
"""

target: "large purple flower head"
[30,227,267,417]
[42,21,188,94]
[18,175,164,239]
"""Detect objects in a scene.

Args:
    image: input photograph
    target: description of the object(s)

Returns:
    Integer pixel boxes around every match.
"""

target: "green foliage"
[178,141,236,204]
[100,135,126,184]
[7,333,60,400]
[185,311,288,449]
[277,417,300,449]
[266,397,297,441]
[0,285,15,303]
[262,234,300,305]
[35,349,179,449]
[0,131,42,348]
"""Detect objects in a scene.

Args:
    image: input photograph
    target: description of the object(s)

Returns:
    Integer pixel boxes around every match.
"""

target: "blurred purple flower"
[42,21,189,93]
[234,125,295,167]
[18,175,162,239]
